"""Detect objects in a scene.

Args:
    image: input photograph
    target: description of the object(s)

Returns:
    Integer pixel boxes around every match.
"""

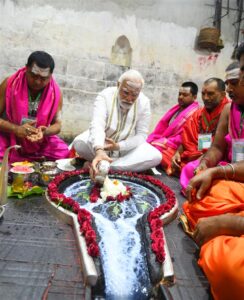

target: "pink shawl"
[1,67,60,160]
[147,101,199,150]
[225,102,244,161]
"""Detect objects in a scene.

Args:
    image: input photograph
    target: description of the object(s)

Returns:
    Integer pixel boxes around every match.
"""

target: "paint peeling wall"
[0,0,237,138]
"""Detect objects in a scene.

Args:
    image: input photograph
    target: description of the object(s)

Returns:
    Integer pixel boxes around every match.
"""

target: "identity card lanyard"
[198,114,217,150]
[232,112,244,162]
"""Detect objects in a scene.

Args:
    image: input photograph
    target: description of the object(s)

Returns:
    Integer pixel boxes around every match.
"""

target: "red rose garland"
[48,169,99,257]
[47,169,176,262]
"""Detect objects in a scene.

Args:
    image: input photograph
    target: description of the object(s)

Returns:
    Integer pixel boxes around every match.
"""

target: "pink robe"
[225,102,244,161]
[0,67,69,162]
[147,101,199,172]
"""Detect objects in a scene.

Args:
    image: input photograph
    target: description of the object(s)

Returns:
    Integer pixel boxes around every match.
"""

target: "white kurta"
[73,87,161,171]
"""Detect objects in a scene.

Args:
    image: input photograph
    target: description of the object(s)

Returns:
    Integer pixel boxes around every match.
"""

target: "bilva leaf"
[140,202,150,212]
[112,204,121,216]
[77,192,89,201]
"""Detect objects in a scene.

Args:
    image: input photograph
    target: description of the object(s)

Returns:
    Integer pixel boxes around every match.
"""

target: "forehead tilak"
[31,63,50,77]
[179,87,191,94]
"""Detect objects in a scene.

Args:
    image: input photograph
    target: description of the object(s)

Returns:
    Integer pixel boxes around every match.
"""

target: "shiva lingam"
[0,145,21,218]
[45,169,178,299]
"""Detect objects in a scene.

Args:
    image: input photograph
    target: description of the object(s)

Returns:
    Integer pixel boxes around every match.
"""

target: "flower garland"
[47,169,99,257]
[47,169,176,263]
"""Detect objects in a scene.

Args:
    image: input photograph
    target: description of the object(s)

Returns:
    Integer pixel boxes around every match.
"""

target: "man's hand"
[38,125,48,134]
[103,138,119,151]
[171,150,181,174]
[15,121,38,139]
[186,168,214,202]
[90,149,113,181]
[172,150,181,167]
[194,158,208,175]
[27,125,48,142]
[26,127,44,143]
[193,215,229,246]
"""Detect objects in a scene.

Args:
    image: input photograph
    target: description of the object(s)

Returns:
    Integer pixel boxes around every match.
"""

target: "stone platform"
[0,172,211,300]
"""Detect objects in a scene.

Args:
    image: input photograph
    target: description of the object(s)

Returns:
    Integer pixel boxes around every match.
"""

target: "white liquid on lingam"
[94,210,147,299]
[65,180,161,299]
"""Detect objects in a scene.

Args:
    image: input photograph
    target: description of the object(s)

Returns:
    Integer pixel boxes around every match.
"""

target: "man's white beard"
[120,101,133,110]
[118,95,133,110]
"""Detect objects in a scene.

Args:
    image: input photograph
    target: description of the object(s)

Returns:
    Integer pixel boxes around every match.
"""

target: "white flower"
[100,177,127,201]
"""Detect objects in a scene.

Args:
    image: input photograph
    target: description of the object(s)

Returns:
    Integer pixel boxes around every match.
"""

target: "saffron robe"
[0,67,69,162]
[180,97,230,191]
[181,97,230,165]
[147,101,199,173]
[183,180,244,300]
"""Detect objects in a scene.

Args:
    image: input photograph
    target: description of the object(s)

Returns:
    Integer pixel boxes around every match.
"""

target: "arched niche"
[110,35,132,67]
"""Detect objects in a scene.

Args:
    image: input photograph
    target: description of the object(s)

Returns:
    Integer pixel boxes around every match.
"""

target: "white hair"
[118,69,145,88]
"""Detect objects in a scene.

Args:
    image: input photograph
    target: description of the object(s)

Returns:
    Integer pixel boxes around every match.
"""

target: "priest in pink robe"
[147,82,199,174]
[0,51,69,163]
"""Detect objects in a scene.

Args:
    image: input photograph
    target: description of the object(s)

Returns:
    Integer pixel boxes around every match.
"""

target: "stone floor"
[0,171,212,300]
[0,196,86,300]
[156,172,212,300]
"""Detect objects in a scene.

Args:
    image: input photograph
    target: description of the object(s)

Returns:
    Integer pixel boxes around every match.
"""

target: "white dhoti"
[73,131,162,172]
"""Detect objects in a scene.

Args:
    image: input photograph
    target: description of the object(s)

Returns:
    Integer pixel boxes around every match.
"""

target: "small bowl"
[11,172,32,193]
[42,161,57,171]
[40,169,59,186]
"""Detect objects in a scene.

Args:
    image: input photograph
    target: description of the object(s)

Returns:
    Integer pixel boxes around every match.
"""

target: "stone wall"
[0,0,238,138]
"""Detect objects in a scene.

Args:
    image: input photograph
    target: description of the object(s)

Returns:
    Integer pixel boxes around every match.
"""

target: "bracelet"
[227,163,235,180]
[219,165,228,180]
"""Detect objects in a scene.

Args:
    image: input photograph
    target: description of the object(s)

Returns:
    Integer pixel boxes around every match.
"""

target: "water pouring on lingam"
[45,159,178,299]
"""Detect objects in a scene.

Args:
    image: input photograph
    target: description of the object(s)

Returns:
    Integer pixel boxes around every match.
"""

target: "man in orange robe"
[181,44,244,300]
[182,162,244,300]
[171,78,229,179]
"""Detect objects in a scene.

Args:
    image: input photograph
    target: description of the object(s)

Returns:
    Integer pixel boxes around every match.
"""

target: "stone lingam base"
[45,172,178,299]
[0,206,5,219]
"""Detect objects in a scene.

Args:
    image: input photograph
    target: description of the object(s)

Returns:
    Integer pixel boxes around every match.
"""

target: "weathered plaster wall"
[0,0,238,138]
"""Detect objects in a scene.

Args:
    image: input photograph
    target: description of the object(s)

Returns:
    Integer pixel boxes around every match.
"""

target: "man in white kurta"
[73,70,162,175]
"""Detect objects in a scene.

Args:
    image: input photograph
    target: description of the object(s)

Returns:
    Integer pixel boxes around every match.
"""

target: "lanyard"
[203,115,219,132]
